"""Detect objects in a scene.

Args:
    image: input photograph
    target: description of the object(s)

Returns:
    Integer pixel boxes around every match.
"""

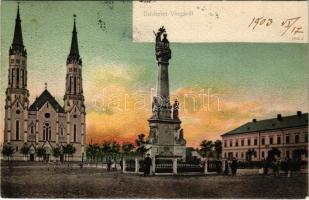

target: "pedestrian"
[272,158,279,176]
[231,157,238,176]
[107,159,112,171]
[120,159,123,173]
[144,154,152,176]
[263,158,268,175]
[287,157,292,177]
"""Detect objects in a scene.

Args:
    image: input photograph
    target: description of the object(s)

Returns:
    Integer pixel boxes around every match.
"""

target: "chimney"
[277,114,282,120]
[252,119,257,122]
[297,111,302,116]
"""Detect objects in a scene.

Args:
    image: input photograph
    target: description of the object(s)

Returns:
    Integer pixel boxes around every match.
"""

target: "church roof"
[222,112,308,136]
[9,4,27,57]
[29,89,65,113]
[66,15,82,65]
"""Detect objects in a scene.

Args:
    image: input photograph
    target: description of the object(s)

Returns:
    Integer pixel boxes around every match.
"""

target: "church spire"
[10,3,26,56]
[67,14,81,65]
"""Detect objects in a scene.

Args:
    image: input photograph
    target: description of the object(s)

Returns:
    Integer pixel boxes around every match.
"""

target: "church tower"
[4,4,29,147]
[63,15,86,158]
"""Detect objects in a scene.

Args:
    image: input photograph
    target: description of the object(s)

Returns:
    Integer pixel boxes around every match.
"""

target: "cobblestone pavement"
[1,164,308,198]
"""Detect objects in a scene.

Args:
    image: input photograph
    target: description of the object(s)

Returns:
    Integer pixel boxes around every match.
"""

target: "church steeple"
[67,14,81,65]
[9,3,26,56]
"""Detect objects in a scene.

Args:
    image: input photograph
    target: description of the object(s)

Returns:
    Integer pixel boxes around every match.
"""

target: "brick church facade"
[3,5,86,161]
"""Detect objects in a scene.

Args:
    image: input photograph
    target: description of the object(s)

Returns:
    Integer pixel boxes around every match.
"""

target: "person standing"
[231,158,238,176]
[144,154,152,176]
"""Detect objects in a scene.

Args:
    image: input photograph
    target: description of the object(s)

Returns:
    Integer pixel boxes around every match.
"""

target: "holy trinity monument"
[146,27,186,160]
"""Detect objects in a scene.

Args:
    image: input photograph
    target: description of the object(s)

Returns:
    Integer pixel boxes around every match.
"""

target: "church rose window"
[16,110,20,114]
[45,113,50,118]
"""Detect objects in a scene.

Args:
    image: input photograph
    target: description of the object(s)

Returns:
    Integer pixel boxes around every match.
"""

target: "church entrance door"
[30,154,35,161]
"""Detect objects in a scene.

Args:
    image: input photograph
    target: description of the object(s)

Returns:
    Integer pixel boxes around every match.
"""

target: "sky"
[1,1,308,147]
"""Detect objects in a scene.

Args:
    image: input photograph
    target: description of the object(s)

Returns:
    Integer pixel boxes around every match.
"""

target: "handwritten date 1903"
[248,17,273,30]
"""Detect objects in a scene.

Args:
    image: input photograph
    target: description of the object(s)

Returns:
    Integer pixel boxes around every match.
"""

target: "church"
[3,5,86,161]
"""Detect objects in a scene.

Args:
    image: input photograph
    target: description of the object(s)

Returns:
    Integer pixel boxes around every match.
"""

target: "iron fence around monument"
[177,161,204,173]
[207,160,222,173]
[125,159,135,172]
[155,159,173,173]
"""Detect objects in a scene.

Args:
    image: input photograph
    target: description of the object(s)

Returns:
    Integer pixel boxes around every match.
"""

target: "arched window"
[73,124,77,142]
[16,120,19,140]
[43,123,51,141]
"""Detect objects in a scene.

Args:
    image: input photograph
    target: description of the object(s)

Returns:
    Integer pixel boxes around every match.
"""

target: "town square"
[1,1,308,199]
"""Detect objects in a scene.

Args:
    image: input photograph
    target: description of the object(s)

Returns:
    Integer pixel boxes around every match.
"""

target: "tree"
[135,133,146,147]
[109,141,120,169]
[2,144,15,162]
[121,142,135,158]
[199,140,213,158]
[267,147,280,161]
[66,144,76,161]
[86,144,98,163]
[36,146,46,161]
[135,133,149,158]
[246,148,256,161]
[20,143,30,161]
[213,140,222,159]
[52,147,61,161]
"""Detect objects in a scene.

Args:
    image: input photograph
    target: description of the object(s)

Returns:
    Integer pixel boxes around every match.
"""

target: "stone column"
[157,62,170,99]
[152,157,156,175]
[222,158,226,174]
[173,158,177,175]
[204,159,208,175]
[135,157,139,173]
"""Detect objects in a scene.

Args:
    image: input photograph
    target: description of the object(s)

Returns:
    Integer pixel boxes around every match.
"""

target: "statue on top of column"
[154,26,171,62]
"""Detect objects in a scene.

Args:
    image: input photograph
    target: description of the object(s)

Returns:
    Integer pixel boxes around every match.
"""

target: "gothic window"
[73,124,77,142]
[241,139,244,146]
[16,102,19,108]
[235,140,239,147]
[247,139,251,146]
[16,68,19,88]
[74,77,77,94]
[60,127,64,136]
[43,123,51,141]
[16,120,19,140]
[12,69,15,86]
[229,140,233,147]
[16,110,20,114]
[46,103,49,108]
[21,69,24,87]
[30,126,34,135]
[16,59,20,64]
[254,138,258,145]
